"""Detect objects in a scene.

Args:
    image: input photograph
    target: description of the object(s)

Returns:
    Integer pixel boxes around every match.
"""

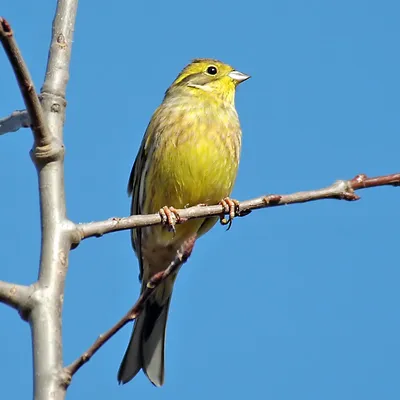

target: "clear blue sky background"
[1,1,399,399]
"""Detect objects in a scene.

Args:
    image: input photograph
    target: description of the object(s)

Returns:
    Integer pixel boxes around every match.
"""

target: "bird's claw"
[159,206,181,234]
[219,197,240,230]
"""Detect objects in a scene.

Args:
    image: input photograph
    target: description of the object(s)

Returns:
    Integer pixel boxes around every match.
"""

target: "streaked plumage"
[118,59,249,386]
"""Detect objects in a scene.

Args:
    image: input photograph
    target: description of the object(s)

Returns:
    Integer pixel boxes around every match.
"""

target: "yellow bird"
[118,59,250,386]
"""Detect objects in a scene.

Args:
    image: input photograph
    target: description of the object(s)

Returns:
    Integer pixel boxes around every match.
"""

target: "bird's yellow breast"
[144,100,241,210]
[141,96,241,244]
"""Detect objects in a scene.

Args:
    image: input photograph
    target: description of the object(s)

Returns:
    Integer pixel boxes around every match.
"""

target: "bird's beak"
[228,70,251,84]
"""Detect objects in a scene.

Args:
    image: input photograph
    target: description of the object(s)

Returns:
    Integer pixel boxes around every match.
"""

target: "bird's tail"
[118,282,173,387]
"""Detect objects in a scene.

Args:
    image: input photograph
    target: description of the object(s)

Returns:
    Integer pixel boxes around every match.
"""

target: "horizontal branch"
[64,237,195,380]
[76,173,400,242]
[0,18,52,147]
[0,109,30,135]
[65,173,399,380]
[0,280,33,318]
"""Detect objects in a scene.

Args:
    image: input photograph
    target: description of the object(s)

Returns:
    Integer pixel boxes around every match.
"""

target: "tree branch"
[0,110,30,135]
[64,237,196,380]
[0,2,78,400]
[25,1,78,398]
[76,173,400,242]
[0,18,52,147]
[0,280,33,317]
[63,172,400,379]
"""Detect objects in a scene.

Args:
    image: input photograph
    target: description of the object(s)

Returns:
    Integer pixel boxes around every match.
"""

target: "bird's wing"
[127,109,162,282]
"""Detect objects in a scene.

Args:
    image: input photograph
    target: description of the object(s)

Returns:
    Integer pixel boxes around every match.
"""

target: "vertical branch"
[28,1,78,400]
[1,8,77,398]
[40,0,78,141]
[1,9,76,397]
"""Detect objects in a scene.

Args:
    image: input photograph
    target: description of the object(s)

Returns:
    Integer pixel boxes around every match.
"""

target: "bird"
[118,58,250,386]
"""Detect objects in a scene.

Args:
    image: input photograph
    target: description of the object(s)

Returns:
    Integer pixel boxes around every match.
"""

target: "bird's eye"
[206,65,218,75]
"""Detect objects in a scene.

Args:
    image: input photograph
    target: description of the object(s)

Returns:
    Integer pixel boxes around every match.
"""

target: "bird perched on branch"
[118,58,250,386]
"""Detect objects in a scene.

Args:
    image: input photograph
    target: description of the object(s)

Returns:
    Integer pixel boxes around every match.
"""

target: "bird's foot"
[159,206,182,233]
[219,197,240,230]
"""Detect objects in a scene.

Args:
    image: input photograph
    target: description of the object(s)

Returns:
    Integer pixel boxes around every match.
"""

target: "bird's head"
[167,58,250,103]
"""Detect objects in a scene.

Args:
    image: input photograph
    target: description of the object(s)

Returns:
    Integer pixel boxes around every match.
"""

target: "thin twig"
[0,18,52,147]
[64,237,196,379]
[76,173,400,242]
[0,110,30,135]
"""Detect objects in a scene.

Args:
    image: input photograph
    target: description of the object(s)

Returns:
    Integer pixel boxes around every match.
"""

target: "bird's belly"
[154,134,238,210]
[141,132,239,246]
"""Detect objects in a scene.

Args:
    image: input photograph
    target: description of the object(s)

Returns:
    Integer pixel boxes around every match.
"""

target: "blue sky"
[1,0,400,399]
